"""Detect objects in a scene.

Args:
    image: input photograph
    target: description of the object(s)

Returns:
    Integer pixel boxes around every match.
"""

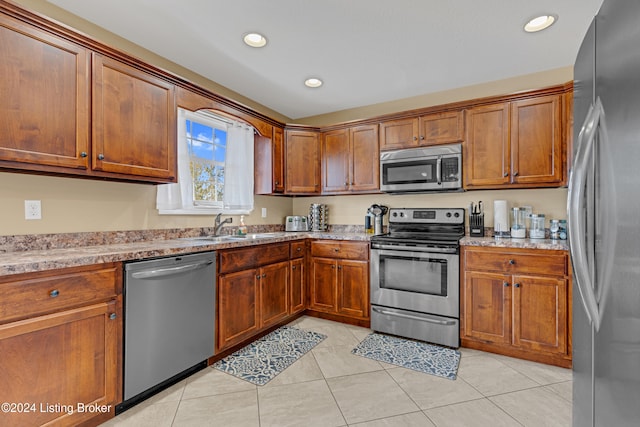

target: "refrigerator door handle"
[568,98,603,331]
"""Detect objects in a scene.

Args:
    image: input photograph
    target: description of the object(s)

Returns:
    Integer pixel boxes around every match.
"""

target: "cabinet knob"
[503,172,509,177]
[420,135,425,140]
[292,265,296,270]
[331,265,336,269]
[275,180,279,185]
[256,274,261,279]
[413,136,418,141]
[338,265,342,270]
[513,171,519,177]
[514,283,521,288]
[49,289,60,298]
[334,248,340,252]
[345,182,349,186]
[80,151,88,158]
[98,154,105,160]
[503,282,510,287]
[296,247,302,252]
[508,259,515,265]
[262,273,267,278]
[109,313,117,320]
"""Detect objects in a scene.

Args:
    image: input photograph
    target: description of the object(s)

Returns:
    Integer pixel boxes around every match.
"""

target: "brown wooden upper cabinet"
[285,129,321,194]
[0,13,177,183]
[464,94,563,189]
[0,13,90,171]
[322,124,379,194]
[92,54,177,182]
[255,125,285,194]
[379,111,464,151]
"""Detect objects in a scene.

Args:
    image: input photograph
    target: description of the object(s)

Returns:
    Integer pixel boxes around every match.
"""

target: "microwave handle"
[436,156,442,185]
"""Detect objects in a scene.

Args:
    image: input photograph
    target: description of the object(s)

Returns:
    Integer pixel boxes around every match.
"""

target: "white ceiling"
[47,0,603,120]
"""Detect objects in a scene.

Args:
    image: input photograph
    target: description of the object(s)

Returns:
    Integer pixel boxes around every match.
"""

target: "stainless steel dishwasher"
[119,251,216,411]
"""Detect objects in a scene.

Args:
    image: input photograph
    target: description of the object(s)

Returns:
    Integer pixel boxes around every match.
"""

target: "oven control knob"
[393,212,398,217]
[454,212,460,218]
[446,212,452,218]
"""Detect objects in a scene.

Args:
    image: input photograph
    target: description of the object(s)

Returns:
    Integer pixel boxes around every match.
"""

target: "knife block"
[469,213,485,237]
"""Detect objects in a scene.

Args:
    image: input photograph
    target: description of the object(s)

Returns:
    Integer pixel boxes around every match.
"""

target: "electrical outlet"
[261,207,267,218]
[25,200,42,220]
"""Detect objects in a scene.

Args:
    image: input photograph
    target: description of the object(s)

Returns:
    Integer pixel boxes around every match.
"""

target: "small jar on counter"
[529,214,546,239]
[559,219,567,240]
[550,219,560,240]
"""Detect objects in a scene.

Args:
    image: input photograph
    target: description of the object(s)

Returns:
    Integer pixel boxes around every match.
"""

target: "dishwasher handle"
[130,260,214,280]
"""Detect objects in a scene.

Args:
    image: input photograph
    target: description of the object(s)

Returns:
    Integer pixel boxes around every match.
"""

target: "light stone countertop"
[460,236,569,251]
[0,231,371,277]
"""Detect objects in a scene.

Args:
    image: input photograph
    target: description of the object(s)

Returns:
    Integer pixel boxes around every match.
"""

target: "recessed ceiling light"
[524,15,557,32]
[304,78,323,88]
[243,32,267,48]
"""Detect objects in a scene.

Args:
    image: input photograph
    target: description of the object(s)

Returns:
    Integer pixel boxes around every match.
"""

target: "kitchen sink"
[184,233,282,243]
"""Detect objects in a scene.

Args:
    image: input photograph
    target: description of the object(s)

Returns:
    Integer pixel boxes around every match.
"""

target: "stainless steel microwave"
[380,144,462,193]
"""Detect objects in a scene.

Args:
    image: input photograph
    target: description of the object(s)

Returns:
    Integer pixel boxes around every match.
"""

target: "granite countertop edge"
[0,232,371,277]
[460,236,569,251]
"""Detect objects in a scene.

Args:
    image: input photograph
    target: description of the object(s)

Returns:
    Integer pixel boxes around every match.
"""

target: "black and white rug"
[213,326,326,385]
[352,333,461,380]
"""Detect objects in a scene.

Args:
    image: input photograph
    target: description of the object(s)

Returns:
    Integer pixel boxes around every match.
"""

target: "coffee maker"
[368,204,389,235]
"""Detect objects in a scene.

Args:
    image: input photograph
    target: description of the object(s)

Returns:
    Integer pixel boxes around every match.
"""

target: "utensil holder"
[470,213,485,237]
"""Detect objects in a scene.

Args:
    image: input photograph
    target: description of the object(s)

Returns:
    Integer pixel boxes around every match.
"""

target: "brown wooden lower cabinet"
[216,242,300,353]
[289,241,306,315]
[0,264,122,427]
[309,240,370,324]
[461,245,571,368]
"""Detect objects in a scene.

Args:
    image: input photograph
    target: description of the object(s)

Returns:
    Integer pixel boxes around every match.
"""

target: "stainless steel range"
[370,208,464,348]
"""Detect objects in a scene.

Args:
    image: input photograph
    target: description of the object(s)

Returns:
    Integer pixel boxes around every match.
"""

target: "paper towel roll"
[494,200,509,236]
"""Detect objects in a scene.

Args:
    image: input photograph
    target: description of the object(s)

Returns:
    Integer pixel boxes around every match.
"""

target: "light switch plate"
[261,207,267,218]
[25,200,42,220]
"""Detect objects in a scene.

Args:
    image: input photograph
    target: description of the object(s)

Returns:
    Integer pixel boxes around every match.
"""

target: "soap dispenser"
[238,215,248,235]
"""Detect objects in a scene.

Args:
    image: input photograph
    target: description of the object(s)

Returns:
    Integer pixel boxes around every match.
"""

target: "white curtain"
[224,122,254,211]
[156,108,193,210]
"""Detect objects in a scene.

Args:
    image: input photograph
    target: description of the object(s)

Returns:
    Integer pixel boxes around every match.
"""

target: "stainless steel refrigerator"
[570,0,640,425]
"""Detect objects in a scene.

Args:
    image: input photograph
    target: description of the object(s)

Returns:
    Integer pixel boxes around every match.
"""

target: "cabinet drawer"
[0,263,120,324]
[311,241,369,260]
[219,242,290,274]
[290,241,306,259]
[465,249,567,276]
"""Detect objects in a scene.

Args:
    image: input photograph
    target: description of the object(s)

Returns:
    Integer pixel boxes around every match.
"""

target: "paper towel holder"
[493,200,510,238]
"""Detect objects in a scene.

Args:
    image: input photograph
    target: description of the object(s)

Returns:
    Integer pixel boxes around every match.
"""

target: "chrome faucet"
[213,213,232,236]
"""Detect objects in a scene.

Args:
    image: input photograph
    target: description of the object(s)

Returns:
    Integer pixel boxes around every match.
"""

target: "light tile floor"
[100,316,572,427]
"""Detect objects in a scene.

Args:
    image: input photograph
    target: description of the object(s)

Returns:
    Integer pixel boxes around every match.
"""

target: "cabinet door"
[290,258,306,315]
[510,95,563,185]
[0,301,119,427]
[463,271,512,343]
[285,130,320,193]
[512,274,568,355]
[309,258,337,312]
[322,129,350,193]
[92,54,176,182]
[337,260,369,319]
[217,269,259,352]
[379,117,418,150]
[350,124,379,192]
[418,111,464,146]
[259,261,289,329]
[464,103,510,187]
[0,15,90,170]
[272,126,285,193]
[254,133,274,195]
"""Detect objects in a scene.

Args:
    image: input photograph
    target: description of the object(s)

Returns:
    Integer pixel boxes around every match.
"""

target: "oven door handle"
[371,244,458,254]
[372,307,457,326]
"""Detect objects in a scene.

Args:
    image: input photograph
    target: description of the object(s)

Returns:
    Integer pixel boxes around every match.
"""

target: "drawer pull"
[296,247,302,252]
[49,289,60,298]
[508,259,515,265]
[514,283,521,288]
[109,313,117,320]
[256,274,261,279]
[334,248,340,252]
[503,282,510,287]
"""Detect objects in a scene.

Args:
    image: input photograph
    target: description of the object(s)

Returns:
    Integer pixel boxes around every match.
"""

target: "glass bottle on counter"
[530,214,546,239]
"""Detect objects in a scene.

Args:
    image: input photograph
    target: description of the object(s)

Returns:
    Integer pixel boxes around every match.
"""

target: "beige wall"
[0,172,292,235]
[2,1,572,236]
[293,188,568,228]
